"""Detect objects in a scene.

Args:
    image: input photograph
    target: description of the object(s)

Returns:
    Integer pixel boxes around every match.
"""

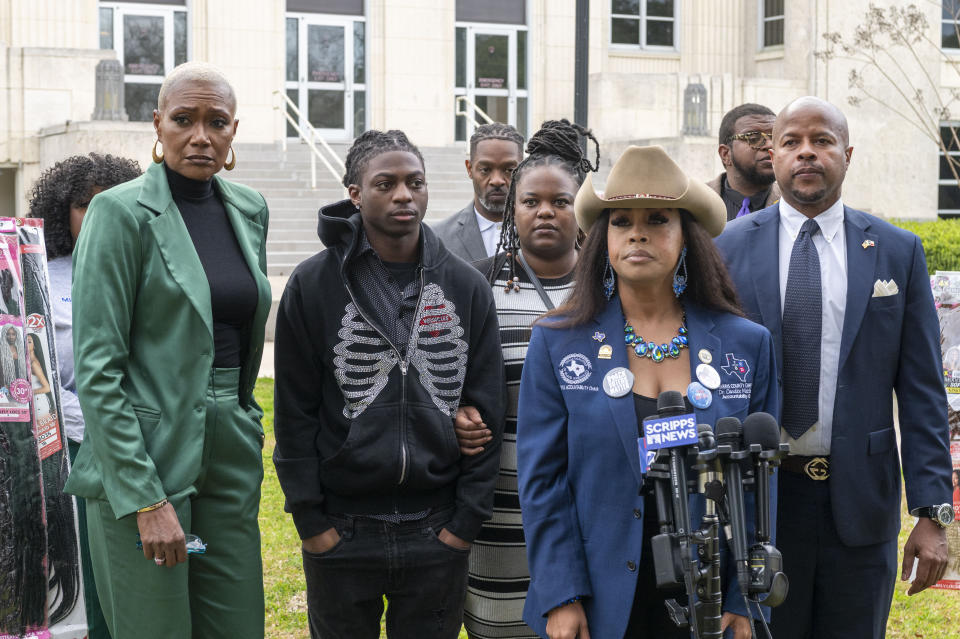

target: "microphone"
[656,391,694,537]
[715,416,751,598]
[646,391,701,636]
[742,412,781,542]
[742,412,790,607]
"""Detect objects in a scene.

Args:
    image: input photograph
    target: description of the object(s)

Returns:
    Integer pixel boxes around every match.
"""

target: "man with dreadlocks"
[273,129,505,638]
[433,122,524,262]
[452,119,598,639]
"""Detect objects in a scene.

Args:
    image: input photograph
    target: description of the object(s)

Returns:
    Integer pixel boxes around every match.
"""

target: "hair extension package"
[931,271,960,590]
[0,219,87,639]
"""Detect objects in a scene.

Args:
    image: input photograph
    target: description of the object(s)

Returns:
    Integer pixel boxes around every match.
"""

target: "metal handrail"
[455,95,495,128]
[273,90,346,189]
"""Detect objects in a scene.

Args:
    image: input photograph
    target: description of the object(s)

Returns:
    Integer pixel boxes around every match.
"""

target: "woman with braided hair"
[454,119,598,639]
[0,325,26,395]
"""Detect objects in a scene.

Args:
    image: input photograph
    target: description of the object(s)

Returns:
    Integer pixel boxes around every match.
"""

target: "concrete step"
[266,240,326,252]
[235,141,473,318]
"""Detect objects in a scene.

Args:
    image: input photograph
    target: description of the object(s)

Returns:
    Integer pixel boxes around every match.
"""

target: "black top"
[633,393,694,438]
[381,260,419,291]
[347,229,423,354]
[165,164,258,368]
[720,175,771,222]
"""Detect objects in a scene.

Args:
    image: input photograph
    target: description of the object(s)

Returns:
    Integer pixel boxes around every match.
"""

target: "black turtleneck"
[165,164,258,368]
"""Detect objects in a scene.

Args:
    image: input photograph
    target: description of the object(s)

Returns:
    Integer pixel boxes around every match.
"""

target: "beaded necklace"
[624,316,688,363]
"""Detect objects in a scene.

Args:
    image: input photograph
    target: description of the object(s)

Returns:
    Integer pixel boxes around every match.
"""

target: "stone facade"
[0,0,952,219]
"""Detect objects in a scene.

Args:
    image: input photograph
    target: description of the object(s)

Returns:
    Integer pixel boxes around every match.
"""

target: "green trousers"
[68,439,111,639]
[85,367,265,639]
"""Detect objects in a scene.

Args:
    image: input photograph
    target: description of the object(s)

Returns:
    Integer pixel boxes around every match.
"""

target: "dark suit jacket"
[431,202,487,262]
[715,204,952,547]
[707,172,780,221]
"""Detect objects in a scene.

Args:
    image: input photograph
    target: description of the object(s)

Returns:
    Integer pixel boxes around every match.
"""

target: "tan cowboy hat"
[575,145,726,237]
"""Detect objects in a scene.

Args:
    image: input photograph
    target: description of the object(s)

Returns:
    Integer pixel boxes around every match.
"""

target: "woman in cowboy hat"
[516,146,781,639]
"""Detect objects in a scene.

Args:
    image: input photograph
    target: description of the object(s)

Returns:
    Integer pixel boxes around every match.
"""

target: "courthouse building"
[1,1,958,273]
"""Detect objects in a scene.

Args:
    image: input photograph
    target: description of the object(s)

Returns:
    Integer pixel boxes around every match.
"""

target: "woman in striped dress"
[457,119,599,639]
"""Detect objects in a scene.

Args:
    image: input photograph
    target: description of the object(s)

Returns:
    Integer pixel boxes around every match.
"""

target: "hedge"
[890,218,960,274]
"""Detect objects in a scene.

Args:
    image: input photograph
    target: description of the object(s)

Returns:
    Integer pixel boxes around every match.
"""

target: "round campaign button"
[603,367,635,398]
[698,349,713,364]
[687,381,713,409]
[696,363,721,390]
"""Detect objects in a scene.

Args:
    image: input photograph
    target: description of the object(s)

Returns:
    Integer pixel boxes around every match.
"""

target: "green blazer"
[64,161,272,519]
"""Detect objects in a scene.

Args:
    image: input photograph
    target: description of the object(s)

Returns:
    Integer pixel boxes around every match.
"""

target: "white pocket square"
[872,279,899,297]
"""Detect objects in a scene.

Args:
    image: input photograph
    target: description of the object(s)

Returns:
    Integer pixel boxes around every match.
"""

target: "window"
[683,83,707,136]
[610,0,676,49]
[761,0,784,48]
[99,2,188,122]
[453,24,529,142]
[944,1,960,50]
[938,123,960,217]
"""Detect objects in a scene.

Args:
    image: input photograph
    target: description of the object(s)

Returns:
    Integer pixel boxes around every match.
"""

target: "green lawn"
[255,379,958,638]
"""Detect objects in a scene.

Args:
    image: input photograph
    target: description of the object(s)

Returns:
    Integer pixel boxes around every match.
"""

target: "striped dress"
[464,255,575,639]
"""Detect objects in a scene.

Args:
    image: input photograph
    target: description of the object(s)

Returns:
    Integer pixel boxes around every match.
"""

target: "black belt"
[780,455,830,480]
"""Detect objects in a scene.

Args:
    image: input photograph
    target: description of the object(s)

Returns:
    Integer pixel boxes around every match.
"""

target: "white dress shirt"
[475,207,502,258]
[778,198,847,456]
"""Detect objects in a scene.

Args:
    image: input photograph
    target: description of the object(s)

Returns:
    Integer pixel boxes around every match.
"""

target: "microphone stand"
[691,423,723,639]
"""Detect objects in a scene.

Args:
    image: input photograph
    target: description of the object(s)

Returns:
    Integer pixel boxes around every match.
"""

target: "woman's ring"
[154,556,166,566]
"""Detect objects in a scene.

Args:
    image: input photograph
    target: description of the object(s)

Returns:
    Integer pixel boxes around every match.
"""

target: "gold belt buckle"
[803,457,830,480]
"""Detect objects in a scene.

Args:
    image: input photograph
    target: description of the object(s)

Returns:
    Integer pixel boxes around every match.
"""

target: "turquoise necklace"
[624,317,688,363]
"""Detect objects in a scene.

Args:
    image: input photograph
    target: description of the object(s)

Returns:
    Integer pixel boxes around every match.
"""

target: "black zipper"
[341,263,426,487]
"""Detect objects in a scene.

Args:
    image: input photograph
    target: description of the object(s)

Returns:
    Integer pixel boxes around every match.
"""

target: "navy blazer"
[715,204,952,547]
[517,298,780,639]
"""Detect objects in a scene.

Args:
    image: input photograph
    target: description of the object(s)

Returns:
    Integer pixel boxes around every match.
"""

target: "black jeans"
[303,506,469,639]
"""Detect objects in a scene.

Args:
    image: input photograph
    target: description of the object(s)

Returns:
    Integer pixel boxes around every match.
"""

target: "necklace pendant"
[669,343,681,358]
[650,345,665,363]
[634,342,648,356]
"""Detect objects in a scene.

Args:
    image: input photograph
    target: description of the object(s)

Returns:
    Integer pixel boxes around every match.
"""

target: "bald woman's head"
[157,62,237,114]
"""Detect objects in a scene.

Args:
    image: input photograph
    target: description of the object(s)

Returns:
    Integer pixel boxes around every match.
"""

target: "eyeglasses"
[729,131,773,150]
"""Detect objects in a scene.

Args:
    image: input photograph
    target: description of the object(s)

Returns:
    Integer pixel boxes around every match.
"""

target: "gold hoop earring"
[224,146,236,171]
[152,139,163,163]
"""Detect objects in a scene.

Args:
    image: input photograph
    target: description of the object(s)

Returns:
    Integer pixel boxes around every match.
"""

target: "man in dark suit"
[707,103,781,221]
[715,96,953,639]
[432,123,523,261]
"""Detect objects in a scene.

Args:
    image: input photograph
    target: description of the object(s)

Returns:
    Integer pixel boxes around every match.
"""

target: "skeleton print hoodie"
[273,200,505,543]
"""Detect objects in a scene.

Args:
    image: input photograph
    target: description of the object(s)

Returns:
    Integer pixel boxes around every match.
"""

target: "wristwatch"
[911,504,955,528]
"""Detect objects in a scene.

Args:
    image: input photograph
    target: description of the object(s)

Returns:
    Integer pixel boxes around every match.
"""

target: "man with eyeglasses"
[708,103,781,221]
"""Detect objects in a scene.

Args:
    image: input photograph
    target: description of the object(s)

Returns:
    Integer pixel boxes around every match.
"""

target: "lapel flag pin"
[862,240,875,249]
[592,331,606,343]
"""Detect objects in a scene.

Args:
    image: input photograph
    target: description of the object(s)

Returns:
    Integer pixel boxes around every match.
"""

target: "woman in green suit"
[64,62,272,639]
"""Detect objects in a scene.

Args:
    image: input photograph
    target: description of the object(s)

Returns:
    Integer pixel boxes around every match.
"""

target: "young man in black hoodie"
[273,130,505,639]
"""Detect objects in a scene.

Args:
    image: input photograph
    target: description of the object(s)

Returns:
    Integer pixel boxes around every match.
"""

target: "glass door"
[99,2,188,122]
[285,14,366,142]
[455,24,528,142]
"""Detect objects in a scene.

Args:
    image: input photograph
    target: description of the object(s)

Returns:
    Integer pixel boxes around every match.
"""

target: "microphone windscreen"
[742,412,781,450]
[697,423,716,449]
[715,416,742,446]
[657,390,686,415]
